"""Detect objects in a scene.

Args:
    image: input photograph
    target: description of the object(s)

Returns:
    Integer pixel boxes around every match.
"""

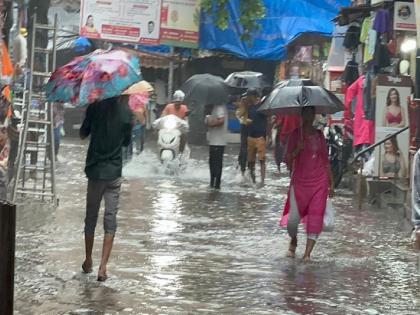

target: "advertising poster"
[80,0,162,45]
[160,0,200,48]
[374,75,412,178]
[394,2,416,31]
[294,46,313,63]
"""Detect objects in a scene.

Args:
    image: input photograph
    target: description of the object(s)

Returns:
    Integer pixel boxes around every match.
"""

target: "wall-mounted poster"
[375,130,409,178]
[394,2,416,31]
[374,75,412,178]
[160,0,200,48]
[294,46,313,63]
[80,0,162,45]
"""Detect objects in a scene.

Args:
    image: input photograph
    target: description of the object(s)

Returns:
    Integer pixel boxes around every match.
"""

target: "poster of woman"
[376,82,410,129]
[382,88,407,128]
[80,0,161,44]
[374,74,412,178]
[378,134,407,178]
[80,14,100,38]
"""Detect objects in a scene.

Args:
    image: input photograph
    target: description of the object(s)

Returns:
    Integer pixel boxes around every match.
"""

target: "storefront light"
[401,38,417,53]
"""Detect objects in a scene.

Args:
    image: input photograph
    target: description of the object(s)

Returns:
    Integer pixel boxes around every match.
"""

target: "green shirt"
[80,97,133,180]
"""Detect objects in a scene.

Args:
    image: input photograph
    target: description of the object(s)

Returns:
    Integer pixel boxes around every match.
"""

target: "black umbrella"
[225,71,270,89]
[275,79,317,87]
[181,74,229,106]
[259,79,344,115]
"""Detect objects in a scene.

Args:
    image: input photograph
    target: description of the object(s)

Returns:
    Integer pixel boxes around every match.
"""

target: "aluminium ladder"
[12,14,58,205]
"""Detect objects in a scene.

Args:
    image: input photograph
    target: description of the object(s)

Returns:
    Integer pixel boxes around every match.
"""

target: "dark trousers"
[274,139,285,170]
[53,124,62,157]
[7,141,18,181]
[209,145,225,188]
[132,126,145,153]
[238,125,248,173]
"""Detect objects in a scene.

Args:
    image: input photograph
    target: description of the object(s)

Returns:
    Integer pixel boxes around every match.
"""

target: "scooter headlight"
[163,118,177,130]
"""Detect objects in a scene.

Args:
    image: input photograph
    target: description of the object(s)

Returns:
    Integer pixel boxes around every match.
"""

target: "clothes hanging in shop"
[343,24,361,50]
[373,9,391,35]
[362,71,375,121]
[342,60,360,85]
[374,36,391,69]
[360,17,377,63]
[327,25,350,70]
[344,75,375,147]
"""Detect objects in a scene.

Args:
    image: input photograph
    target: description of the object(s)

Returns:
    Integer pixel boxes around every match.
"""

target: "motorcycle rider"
[161,90,189,153]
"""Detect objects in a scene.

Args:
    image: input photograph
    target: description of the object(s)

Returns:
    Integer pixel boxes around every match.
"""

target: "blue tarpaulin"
[199,0,351,61]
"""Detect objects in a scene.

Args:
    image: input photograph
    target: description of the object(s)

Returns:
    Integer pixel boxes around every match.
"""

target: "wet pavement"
[14,139,420,314]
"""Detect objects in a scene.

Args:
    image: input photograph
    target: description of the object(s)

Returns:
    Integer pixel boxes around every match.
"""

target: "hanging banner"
[80,0,162,45]
[160,0,200,48]
[394,2,416,31]
[374,75,412,178]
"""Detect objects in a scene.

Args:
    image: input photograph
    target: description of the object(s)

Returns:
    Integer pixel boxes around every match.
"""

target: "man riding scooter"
[161,90,189,154]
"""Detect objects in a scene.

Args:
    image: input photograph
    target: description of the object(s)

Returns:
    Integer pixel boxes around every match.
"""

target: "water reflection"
[151,188,183,235]
[147,188,184,295]
[14,141,420,314]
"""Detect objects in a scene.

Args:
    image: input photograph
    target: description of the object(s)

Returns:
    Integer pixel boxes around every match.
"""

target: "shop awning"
[140,52,178,69]
[199,0,351,61]
[120,47,183,69]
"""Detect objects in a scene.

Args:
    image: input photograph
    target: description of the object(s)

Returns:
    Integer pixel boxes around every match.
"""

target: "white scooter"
[153,114,190,173]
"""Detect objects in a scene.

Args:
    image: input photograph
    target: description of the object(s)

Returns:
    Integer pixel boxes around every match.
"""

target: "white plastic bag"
[323,198,335,232]
[362,155,375,176]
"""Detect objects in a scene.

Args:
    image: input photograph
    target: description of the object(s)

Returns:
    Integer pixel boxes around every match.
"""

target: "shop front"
[330,1,418,182]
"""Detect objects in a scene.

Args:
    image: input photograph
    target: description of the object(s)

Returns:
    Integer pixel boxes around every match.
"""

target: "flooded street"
[14,139,420,314]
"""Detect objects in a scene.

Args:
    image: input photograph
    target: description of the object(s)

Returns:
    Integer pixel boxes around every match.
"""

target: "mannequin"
[399,59,410,76]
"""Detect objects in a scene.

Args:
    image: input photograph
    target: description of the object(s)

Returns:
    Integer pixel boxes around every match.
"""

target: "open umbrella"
[181,74,229,106]
[46,49,142,106]
[225,71,269,89]
[259,79,344,115]
[123,80,154,95]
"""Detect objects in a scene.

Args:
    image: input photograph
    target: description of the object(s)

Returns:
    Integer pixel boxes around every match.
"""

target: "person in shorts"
[79,96,133,282]
[245,88,267,186]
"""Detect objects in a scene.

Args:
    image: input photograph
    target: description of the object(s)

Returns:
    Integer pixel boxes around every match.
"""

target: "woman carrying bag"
[280,106,334,261]
[258,80,342,261]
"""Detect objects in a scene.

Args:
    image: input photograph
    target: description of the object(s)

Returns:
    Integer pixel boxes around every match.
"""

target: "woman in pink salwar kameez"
[280,107,334,261]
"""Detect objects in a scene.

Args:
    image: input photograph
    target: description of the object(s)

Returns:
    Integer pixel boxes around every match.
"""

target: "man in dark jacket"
[79,96,132,282]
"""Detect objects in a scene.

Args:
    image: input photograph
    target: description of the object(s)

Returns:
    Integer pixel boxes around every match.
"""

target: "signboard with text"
[80,0,162,45]
[160,0,200,48]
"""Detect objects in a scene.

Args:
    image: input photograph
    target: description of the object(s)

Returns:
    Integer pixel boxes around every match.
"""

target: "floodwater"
[13,139,420,314]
